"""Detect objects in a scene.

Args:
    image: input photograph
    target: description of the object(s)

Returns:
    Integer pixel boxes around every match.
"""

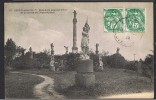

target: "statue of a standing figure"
[116,47,120,54]
[29,47,33,59]
[76,18,95,87]
[99,56,104,71]
[64,46,68,54]
[81,19,90,59]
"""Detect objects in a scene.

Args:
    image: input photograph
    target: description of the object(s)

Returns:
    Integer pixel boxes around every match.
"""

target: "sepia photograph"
[4,2,154,99]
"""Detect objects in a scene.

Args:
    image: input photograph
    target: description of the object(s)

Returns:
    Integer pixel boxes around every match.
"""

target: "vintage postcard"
[4,2,154,99]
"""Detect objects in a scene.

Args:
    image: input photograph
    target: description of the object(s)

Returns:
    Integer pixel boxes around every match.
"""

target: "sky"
[4,2,153,61]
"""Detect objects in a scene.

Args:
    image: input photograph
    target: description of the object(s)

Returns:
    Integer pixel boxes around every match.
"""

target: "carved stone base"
[75,73,95,87]
[72,47,78,53]
[75,59,95,87]
[76,59,93,73]
[50,66,55,71]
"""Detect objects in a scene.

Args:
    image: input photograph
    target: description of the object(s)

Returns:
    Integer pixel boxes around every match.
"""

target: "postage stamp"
[104,8,145,47]
[125,8,145,32]
[104,8,145,33]
[104,9,123,33]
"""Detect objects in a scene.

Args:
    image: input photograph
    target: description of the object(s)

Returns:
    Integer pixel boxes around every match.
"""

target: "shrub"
[11,55,41,70]
[124,61,137,71]
[105,53,127,68]
[66,53,80,71]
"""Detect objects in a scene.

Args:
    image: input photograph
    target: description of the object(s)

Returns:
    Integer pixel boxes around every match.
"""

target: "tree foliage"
[4,38,16,66]
[66,53,80,70]
[105,53,127,68]
[142,54,154,78]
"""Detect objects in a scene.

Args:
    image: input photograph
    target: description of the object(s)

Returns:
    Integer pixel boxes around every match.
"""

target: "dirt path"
[11,72,65,99]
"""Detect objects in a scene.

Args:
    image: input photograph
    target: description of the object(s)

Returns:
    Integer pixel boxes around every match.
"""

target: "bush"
[105,53,127,68]
[124,61,137,71]
[66,53,80,71]
[11,55,41,70]
[142,54,154,79]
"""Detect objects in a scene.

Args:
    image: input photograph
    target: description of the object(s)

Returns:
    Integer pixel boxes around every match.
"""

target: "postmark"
[125,8,145,32]
[113,17,144,47]
[104,9,123,33]
[104,8,145,47]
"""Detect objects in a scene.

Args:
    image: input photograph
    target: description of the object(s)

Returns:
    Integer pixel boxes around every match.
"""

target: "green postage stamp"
[104,8,145,33]
[104,9,124,33]
[126,9,145,32]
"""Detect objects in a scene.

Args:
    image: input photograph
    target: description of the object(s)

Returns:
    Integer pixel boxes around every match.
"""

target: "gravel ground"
[6,67,153,99]
[5,72,44,99]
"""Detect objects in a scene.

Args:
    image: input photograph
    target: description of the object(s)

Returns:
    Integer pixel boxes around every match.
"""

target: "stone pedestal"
[75,59,95,87]
[50,66,55,71]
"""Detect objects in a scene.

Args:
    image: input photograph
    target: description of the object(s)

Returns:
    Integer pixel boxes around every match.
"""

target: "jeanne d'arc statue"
[76,18,95,87]
[81,18,90,59]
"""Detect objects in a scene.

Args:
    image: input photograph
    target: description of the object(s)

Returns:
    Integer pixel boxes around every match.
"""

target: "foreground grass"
[5,72,44,99]
[19,67,153,99]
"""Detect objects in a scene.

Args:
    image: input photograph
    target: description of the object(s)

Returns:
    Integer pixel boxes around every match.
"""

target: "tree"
[142,54,154,80]
[102,50,109,56]
[43,49,51,56]
[105,53,127,68]
[144,54,153,65]
[16,46,26,57]
[4,38,17,67]
[66,53,80,70]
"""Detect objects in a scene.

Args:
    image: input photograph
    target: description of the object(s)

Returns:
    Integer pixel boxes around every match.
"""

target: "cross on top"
[73,10,77,17]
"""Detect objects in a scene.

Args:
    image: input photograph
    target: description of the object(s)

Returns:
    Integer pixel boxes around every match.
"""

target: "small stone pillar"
[75,59,95,87]
[116,47,120,54]
[50,43,55,71]
[96,43,99,55]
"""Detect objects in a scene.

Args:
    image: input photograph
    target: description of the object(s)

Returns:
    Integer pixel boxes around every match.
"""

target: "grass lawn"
[5,72,44,99]
[18,67,153,99]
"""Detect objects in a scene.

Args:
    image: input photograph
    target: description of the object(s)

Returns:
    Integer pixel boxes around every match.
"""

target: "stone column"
[50,43,55,71]
[72,10,78,53]
[96,43,99,55]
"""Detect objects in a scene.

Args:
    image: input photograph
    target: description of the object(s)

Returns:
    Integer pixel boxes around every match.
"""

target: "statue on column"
[81,19,90,59]
[64,46,68,54]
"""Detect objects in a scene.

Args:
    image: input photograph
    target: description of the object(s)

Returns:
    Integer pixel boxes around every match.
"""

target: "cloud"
[5,3,153,61]
[5,17,66,53]
[26,18,43,30]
